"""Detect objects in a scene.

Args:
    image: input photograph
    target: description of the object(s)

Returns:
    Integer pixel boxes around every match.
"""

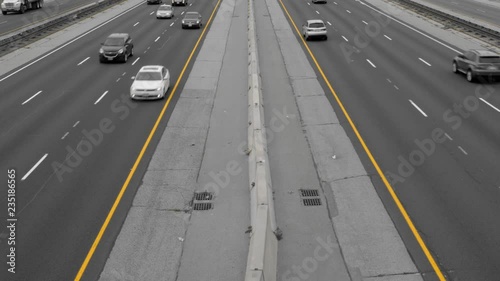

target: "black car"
[172,0,187,6]
[452,49,500,82]
[99,33,134,63]
[147,0,162,4]
[181,12,202,29]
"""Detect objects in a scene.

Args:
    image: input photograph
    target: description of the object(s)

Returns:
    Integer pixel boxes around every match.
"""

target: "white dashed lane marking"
[94,91,108,105]
[21,154,48,181]
[458,146,468,155]
[409,99,428,117]
[479,98,500,112]
[22,91,42,105]
[77,57,90,66]
[366,59,376,68]
[419,57,432,66]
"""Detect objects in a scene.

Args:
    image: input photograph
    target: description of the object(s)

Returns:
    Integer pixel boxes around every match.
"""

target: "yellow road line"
[74,0,222,279]
[277,0,446,280]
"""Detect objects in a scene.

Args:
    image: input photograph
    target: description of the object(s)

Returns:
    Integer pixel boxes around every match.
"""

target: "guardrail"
[244,0,280,279]
[0,0,125,51]
[394,0,500,45]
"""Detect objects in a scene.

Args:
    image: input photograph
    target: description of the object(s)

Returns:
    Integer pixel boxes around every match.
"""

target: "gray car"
[99,33,134,63]
[181,11,202,29]
[453,49,500,82]
[156,4,173,19]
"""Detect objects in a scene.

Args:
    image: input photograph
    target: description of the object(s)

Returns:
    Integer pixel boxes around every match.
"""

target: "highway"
[279,0,500,280]
[0,0,104,36]
[0,0,219,280]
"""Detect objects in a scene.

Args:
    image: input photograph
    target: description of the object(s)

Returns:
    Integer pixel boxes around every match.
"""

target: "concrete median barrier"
[245,0,280,279]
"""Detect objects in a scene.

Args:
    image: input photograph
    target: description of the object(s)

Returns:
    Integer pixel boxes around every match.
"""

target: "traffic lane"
[0,0,205,145]
[0,95,168,281]
[311,8,500,278]
[306,35,500,280]
[0,1,213,278]
[0,0,107,35]
[0,0,211,191]
[418,0,500,28]
[298,0,500,186]
[281,0,500,278]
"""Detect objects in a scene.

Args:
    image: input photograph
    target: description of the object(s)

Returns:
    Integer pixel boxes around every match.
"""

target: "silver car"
[156,4,174,19]
[302,19,327,41]
[452,49,500,82]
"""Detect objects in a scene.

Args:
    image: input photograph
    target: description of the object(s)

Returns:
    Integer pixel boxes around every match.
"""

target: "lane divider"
[244,0,280,279]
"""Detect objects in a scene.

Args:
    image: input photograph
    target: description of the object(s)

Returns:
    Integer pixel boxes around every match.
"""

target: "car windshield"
[479,56,500,63]
[104,37,125,46]
[159,6,171,11]
[309,23,324,28]
[136,72,162,81]
[185,13,198,19]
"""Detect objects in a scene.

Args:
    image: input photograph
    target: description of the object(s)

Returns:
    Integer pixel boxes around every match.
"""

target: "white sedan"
[130,65,170,100]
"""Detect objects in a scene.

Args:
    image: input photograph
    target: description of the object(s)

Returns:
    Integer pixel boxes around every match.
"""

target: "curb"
[245,0,279,279]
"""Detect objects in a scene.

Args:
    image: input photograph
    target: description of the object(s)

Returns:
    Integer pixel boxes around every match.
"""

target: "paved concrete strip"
[176,0,250,280]
[262,0,423,279]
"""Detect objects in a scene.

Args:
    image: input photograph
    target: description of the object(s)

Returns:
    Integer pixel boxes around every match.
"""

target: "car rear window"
[159,6,171,10]
[136,72,162,81]
[104,37,125,46]
[479,56,500,63]
[309,23,324,28]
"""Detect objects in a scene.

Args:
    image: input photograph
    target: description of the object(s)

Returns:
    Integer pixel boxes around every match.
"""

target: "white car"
[302,19,327,41]
[156,4,174,19]
[130,66,170,100]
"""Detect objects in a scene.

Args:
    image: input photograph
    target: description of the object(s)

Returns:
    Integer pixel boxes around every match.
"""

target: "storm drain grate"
[194,191,214,201]
[302,198,322,206]
[193,202,213,211]
[300,189,319,197]
[299,189,321,206]
[192,192,214,211]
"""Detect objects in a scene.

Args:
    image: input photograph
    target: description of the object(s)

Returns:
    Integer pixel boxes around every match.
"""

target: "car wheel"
[39,0,43,8]
[123,53,128,63]
[19,5,26,14]
[452,61,458,73]
[2,11,6,15]
[130,48,134,57]
[324,35,328,40]
[466,69,475,82]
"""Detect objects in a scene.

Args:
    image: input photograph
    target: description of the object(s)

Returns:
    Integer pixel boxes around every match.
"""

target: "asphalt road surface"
[280,0,500,280]
[0,0,219,280]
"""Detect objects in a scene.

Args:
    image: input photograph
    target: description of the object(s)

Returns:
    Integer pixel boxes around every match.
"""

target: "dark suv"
[99,33,134,63]
[452,49,500,82]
